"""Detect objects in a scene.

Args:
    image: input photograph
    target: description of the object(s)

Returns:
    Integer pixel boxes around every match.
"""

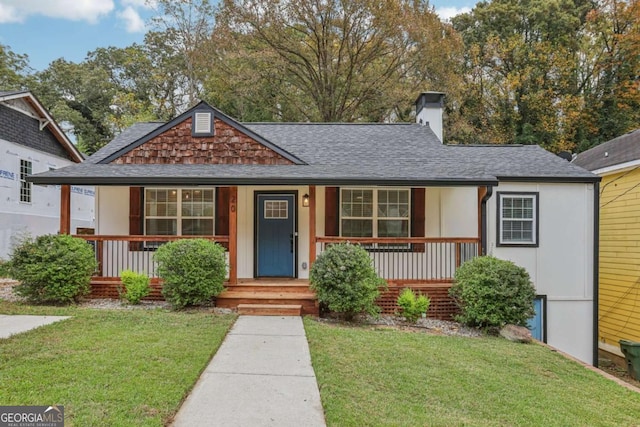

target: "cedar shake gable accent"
[102,102,305,166]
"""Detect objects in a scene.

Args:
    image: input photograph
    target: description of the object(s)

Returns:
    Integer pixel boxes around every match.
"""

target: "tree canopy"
[0,0,637,155]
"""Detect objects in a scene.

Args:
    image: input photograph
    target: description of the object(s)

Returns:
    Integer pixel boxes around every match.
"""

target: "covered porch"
[58,183,488,318]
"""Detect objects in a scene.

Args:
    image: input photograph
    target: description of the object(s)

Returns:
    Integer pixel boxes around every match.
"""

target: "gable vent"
[193,112,213,135]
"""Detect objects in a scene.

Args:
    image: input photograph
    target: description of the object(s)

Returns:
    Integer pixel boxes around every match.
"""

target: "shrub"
[397,288,430,322]
[0,259,10,278]
[9,234,97,304]
[119,270,150,305]
[154,239,226,309]
[450,256,535,328]
[310,242,386,320]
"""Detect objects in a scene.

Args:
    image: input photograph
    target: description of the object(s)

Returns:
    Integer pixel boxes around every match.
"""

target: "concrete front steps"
[237,304,303,316]
[216,280,319,316]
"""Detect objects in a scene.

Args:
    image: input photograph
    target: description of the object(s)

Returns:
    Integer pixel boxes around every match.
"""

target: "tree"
[148,0,216,110]
[33,59,117,154]
[452,0,595,151]
[205,0,464,124]
[0,43,32,90]
[577,0,640,151]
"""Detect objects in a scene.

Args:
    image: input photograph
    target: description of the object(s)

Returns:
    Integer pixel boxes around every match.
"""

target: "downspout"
[593,181,600,367]
[480,186,494,256]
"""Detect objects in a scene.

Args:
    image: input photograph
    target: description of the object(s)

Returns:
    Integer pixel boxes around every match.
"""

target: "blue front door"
[527,297,545,342]
[256,193,296,277]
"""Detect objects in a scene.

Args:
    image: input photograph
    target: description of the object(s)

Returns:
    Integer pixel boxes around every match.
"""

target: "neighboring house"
[574,129,640,361]
[30,92,599,364]
[0,90,94,259]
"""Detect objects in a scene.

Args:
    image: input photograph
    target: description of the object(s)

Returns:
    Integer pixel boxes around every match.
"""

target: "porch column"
[228,186,238,285]
[309,186,316,266]
[60,184,71,234]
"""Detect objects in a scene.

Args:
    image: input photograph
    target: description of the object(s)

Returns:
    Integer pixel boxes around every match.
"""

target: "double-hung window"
[341,188,410,247]
[145,188,214,237]
[19,159,32,203]
[497,192,538,246]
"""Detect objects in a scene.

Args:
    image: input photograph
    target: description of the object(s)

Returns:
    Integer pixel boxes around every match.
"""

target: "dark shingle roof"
[573,129,640,172]
[86,122,164,164]
[450,144,595,180]
[31,112,598,185]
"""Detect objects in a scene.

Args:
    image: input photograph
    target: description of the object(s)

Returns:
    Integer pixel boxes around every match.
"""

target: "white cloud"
[0,3,20,23]
[0,0,114,23]
[117,6,145,33]
[436,6,471,21]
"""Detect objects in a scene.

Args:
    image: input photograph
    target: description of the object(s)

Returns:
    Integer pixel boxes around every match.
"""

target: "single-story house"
[29,92,599,364]
[0,90,94,259]
[573,129,640,362]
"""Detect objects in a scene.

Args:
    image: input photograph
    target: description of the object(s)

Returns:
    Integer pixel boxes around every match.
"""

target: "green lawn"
[0,301,236,426]
[304,318,640,427]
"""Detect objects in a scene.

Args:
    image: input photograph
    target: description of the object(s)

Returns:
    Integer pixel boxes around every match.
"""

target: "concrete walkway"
[172,315,326,427]
[0,315,70,339]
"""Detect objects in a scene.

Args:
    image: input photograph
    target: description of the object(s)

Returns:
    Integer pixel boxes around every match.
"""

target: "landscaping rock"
[500,324,532,343]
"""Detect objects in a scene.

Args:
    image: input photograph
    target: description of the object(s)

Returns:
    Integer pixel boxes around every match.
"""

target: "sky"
[0,0,477,72]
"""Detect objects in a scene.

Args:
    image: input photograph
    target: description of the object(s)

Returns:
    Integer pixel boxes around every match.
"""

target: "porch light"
[302,193,310,207]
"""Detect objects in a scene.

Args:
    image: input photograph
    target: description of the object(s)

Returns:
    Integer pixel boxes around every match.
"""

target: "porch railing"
[74,235,230,278]
[316,237,480,282]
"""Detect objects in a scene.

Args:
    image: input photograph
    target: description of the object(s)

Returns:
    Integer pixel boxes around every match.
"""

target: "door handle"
[290,234,294,253]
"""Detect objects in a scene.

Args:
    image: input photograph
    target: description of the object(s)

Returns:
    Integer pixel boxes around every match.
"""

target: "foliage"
[33,59,118,154]
[397,288,430,322]
[148,0,215,109]
[0,43,32,89]
[310,243,386,320]
[451,0,639,151]
[450,256,535,328]
[207,0,464,123]
[119,270,151,305]
[0,302,236,426]
[304,318,640,426]
[9,234,96,304]
[154,239,226,309]
[3,0,636,156]
[0,259,10,278]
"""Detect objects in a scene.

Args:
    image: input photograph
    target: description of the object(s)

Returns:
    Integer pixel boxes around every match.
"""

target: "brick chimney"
[415,92,445,143]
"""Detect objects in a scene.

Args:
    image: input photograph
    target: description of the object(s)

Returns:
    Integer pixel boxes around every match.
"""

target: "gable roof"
[91,102,305,165]
[573,129,640,173]
[29,102,598,186]
[0,90,84,163]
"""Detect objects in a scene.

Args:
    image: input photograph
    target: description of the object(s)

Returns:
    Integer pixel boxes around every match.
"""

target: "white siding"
[96,186,129,235]
[0,139,94,259]
[487,182,595,364]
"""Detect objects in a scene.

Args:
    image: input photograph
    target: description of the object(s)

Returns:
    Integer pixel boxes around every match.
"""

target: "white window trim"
[497,192,538,246]
[264,200,289,219]
[19,159,32,204]
[339,188,411,239]
[144,188,215,236]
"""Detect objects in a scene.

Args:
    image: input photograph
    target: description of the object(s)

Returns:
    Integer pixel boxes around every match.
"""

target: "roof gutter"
[28,175,499,187]
[497,175,601,184]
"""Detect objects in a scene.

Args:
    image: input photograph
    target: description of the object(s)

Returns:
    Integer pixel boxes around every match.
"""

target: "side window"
[497,192,539,246]
[19,159,32,203]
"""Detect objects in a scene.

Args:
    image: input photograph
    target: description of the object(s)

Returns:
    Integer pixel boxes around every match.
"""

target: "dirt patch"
[599,357,640,389]
[315,314,484,338]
